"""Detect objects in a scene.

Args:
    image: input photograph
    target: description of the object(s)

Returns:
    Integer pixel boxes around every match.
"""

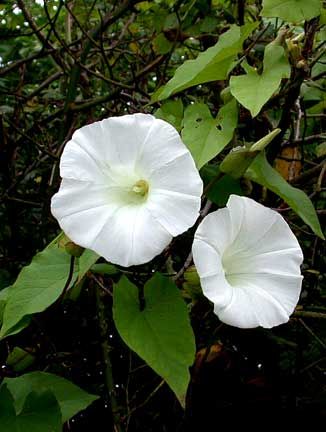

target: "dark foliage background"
[0,0,325,430]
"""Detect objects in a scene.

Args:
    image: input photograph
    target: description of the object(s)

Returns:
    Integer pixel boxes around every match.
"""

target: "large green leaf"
[246,152,324,239]
[230,42,290,117]
[3,372,98,423]
[182,99,238,168]
[0,245,78,339]
[113,273,195,406]
[0,385,62,432]
[152,23,257,102]
[261,0,322,22]
[155,99,184,131]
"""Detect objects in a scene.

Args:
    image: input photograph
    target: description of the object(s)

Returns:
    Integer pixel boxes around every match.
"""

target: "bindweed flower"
[51,114,203,267]
[192,195,303,329]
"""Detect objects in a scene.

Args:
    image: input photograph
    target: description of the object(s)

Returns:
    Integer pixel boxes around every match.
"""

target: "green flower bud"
[220,129,281,179]
[220,146,257,179]
[249,128,281,152]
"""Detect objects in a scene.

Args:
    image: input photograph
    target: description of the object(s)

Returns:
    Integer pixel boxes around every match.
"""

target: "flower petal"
[223,195,303,278]
[137,118,190,174]
[225,195,302,258]
[60,113,202,187]
[149,152,203,197]
[192,239,233,308]
[192,194,304,329]
[60,138,110,184]
[217,273,301,328]
[51,179,172,267]
[147,189,200,236]
[51,178,120,247]
[228,272,302,318]
[194,208,233,255]
[91,205,172,267]
[61,114,155,183]
[52,114,203,267]
[227,248,303,278]
[100,114,155,167]
[225,194,280,256]
[192,238,223,279]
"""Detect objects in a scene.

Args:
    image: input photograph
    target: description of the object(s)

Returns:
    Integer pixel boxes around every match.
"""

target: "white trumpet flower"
[51,114,203,267]
[192,195,303,328]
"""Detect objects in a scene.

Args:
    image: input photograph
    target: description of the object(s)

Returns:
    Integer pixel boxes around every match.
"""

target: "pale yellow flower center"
[132,179,149,197]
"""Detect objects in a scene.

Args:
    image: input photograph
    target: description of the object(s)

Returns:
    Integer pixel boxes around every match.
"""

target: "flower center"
[132,179,149,197]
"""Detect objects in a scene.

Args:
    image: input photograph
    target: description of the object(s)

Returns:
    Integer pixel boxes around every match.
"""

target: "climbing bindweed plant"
[0,0,324,430]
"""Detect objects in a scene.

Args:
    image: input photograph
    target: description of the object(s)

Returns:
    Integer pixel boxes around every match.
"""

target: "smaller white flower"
[51,114,203,267]
[192,195,303,329]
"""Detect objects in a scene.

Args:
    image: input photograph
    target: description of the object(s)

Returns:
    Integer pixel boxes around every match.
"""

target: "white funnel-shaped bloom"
[192,195,303,328]
[51,114,203,267]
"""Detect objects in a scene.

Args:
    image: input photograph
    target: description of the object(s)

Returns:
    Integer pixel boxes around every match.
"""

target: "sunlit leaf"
[261,0,322,22]
[155,99,184,131]
[152,23,257,101]
[246,152,324,239]
[0,245,78,339]
[182,99,238,168]
[230,43,290,117]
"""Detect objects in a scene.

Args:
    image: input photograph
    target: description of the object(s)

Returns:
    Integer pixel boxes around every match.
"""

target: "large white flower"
[192,195,303,329]
[51,114,203,267]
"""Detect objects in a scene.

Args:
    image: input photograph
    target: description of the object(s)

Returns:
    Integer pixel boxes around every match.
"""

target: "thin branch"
[63,0,141,114]
[4,117,58,159]
[5,196,42,207]
[16,0,67,71]
[294,311,326,320]
[123,380,165,420]
[26,71,63,99]
[0,48,56,77]
[63,1,101,50]
[69,55,165,113]
[291,160,326,185]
